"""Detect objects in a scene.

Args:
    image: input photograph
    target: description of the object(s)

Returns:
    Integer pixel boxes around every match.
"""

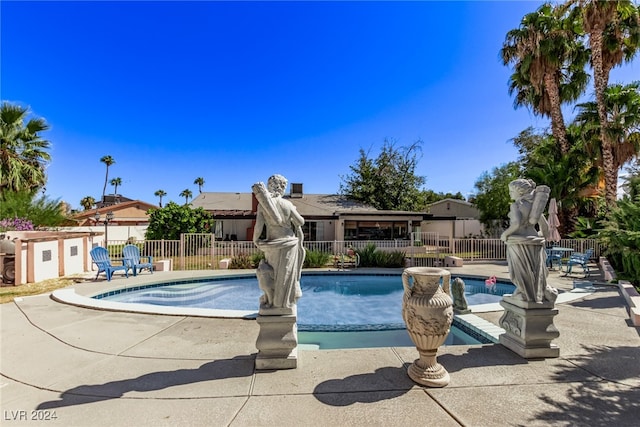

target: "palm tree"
[110,177,122,195]
[194,177,205,193]
[0,102,51,193]
[574,81,640,194]
[575,0,640,206]
[501,3,589,154]
[179,189,193,204]
[154,189,167,207]
[80,196,96,211]
[100,155,115,203]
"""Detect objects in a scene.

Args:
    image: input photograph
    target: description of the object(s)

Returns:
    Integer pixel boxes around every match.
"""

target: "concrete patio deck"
[1,263,639,426]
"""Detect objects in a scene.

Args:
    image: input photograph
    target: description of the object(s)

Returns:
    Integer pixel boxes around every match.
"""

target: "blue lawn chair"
[566,248,594,277]
[545,248,563,270]
[122,244,153,276]
[90,246,129,281]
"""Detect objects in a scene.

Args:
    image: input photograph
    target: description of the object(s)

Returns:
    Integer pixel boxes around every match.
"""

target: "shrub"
[304,250,332,268]
[229,254,254,269]
[355,243,379,267]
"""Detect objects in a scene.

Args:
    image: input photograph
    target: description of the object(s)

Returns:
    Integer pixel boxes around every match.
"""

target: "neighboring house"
[72,200,158,227]
[427,198,480,219]
[425,198,484,238]
[191,184,429,242]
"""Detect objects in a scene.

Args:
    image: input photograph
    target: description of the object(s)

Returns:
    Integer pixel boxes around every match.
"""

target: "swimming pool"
[95,272,514,340]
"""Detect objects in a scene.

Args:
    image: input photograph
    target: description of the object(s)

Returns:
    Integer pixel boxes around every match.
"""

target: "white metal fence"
[107,233,603,271]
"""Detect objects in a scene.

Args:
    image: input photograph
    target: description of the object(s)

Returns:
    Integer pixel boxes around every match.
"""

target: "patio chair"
[122,244,153,276]
[565,249,594,277]
[545,248,563,270]
[90,246,129,281]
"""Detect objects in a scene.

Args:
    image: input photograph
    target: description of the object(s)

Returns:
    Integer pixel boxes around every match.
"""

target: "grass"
[0,276,86,304]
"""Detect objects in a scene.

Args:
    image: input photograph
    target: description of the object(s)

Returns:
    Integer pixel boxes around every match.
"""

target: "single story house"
[191,184,432,242]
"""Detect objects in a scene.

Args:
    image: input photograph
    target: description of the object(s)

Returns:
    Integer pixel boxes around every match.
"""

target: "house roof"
[73,200,158,223]
[192,192,429,220]
[428,198,475,208]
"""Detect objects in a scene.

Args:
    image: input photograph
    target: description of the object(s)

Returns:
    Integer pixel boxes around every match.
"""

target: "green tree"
[514,126,600,234]
[501,2,589,154]
[599,173,640,285]
[0,190,68,228]
[0,102,51,193]
[339,139,426,211]
[154,189,167,207]
[100,155,115,202]
[110,177,122,195]
[472,162,523,235]
[80,196,96,211]
[179,189,193,204]
[194,177,205,193]
[574,81,640,197]
[575,0,640,206]
[145,201,213,240]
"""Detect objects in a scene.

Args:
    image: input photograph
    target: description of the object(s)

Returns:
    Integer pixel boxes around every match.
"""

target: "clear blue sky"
[2,1,638,209]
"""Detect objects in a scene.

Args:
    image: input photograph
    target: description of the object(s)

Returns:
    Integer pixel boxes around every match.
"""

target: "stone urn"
[401,267,454,387]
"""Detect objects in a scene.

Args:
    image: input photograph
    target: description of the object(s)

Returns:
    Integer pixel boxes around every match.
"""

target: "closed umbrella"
[547,198,561,243]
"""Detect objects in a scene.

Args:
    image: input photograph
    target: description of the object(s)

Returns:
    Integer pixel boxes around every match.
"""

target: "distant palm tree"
[0,101,51,193]
[194,177,205,193]
[100,155,115,202]
[154,189,167,207]
[179,189,193,204]
[110,177,122,195]
[80,196,96,211]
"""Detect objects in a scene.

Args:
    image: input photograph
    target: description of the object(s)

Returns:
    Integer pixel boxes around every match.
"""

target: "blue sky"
[2,1,638,209]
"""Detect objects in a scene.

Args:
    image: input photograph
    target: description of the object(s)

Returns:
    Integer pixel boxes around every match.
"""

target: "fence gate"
[180,233,216,270]
[409,232,440,267]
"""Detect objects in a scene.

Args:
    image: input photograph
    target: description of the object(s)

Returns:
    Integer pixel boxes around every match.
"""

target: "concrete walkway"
[1,263,639,426]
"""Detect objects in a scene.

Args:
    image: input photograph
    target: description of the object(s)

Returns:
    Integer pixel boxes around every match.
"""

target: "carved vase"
[401,267,453,387]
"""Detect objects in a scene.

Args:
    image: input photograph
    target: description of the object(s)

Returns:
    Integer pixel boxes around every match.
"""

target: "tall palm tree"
[0,102,51,193]
[80,196,96,211]
[110,177,122,195]
[100,155,115,203]
[574,81,640,192]
[154,189,167,207]
[179,189,193,204]
[194,177,205,193]
[501,2,589,154]
[575,0,640,206]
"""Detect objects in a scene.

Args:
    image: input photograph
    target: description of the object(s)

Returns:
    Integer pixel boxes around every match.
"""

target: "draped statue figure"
[252,174,306,310]
[500,179,557,304]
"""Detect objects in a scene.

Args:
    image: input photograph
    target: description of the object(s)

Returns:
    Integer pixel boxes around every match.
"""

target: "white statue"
[252,174,306,310]
[500,179,557,304]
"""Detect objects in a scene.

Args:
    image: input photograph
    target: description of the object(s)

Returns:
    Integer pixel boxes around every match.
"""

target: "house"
[191,184,429,242]
[427,198,480,219]
[72,200,158,227]
[425,198,484,238]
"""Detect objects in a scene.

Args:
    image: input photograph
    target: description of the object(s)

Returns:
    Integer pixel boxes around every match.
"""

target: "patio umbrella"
[547,198,561,243]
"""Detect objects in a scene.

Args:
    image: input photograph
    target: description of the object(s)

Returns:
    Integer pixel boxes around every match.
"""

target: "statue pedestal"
[499,296,560,359]
[255,306,298,370]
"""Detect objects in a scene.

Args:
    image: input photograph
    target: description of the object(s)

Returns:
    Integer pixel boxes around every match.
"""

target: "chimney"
[290,183,303,198]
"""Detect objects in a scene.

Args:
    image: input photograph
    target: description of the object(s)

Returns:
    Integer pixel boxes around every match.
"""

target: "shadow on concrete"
[528,345,640,426]
[438,345,528,373]
[313,366,412,406]
[35,356,254,410]
[568,294,627,310]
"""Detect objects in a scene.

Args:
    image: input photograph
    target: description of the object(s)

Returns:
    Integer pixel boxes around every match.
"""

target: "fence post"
[180,234,185,270]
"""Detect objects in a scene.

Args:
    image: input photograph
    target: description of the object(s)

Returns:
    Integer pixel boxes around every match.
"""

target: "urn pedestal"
[255,306,298,370]
[499,296,559,359]
[401,267,454,387]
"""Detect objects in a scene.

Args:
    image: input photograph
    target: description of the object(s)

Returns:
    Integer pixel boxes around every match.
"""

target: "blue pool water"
[96,273,514,342]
